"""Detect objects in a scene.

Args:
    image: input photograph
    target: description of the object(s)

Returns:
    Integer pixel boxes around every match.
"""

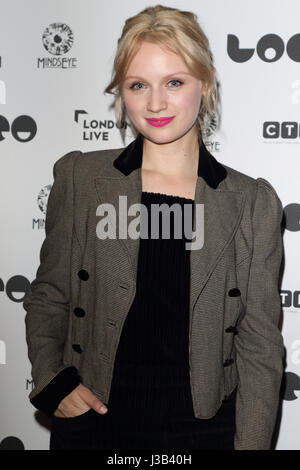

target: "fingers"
[76,384,108,414]
[53,384,108,417]
[54,408,65,417]
[54,396,91,417]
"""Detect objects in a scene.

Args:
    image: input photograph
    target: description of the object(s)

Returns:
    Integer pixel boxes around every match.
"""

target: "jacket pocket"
[50,407,97,450]
[52,407,94,421]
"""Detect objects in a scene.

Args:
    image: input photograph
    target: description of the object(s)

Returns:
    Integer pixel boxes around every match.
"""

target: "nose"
[147,87,168,113]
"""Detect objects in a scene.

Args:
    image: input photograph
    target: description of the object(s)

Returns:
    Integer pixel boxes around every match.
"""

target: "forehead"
[125,41,190,76]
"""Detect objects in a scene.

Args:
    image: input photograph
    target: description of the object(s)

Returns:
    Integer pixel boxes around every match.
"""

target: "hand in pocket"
[53,384,108,418]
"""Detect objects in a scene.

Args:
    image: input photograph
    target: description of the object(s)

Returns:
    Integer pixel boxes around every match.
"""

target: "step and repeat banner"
[0,0,299,450]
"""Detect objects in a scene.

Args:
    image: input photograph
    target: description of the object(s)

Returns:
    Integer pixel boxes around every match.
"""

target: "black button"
[225,325,238,334]
[78,269,89,281]
[72,344,82,354]
[228,288,241,297]
[223,358,234,367]
[74,307,85,317]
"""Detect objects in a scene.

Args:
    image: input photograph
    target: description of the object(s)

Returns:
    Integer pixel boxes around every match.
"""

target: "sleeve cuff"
[30,366,82,417]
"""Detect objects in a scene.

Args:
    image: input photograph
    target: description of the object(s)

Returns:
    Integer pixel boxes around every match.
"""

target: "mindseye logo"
[30,184,52,230]
[38,184,51,215]
[38,22,77,69]
[203,114,218,138]
[42,23,74,55]
[202,115,221,153]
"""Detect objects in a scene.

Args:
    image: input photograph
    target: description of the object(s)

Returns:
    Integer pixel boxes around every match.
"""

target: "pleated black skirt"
[50,191,236,450]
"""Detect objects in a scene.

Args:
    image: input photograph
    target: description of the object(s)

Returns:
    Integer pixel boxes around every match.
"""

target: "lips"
[145,116,175,127]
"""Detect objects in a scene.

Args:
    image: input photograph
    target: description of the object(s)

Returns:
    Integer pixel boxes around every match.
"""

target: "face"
[121,41,205,144]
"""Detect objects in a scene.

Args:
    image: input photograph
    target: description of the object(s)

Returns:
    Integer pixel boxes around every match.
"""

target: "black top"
[107,191,195,429]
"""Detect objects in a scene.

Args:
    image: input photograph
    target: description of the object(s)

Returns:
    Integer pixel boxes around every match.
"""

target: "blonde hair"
[104,4,218,140]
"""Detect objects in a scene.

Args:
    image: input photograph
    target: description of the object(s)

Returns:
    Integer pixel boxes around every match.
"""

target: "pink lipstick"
[145,116,175,127]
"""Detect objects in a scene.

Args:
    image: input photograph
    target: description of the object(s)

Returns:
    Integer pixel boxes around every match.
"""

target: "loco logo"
[228,34,300,62]
[0,115,37,142]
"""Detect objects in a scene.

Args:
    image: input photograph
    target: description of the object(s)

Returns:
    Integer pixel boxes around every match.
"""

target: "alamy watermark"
[96,196,204,250]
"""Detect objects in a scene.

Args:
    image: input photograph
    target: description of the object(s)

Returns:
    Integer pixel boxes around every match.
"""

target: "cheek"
[176,89,201,113]
[122,91,142,116]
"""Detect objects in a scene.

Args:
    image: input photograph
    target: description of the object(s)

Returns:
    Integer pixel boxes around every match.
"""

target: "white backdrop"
[0,0,299,450]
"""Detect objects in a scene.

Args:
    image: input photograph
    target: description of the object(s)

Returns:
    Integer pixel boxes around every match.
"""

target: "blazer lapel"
[94,133,245,312]
[189,179,245,312]
[94,170,143,282]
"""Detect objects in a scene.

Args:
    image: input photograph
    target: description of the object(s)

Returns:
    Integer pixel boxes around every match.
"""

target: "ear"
[202,67,215,97]
[201,81,208,97]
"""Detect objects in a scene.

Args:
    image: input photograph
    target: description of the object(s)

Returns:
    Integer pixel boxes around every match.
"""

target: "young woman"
[24,5,284,450]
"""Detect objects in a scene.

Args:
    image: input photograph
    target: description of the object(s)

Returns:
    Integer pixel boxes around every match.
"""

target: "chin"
[144,132,177,145]
[142,126,180,141]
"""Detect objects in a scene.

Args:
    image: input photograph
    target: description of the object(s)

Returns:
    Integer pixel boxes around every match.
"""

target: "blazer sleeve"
[23,150,83,417]
[234,177,285,450]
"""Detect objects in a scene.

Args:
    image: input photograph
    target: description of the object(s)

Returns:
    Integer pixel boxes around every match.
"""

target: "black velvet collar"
[113,133,227,189]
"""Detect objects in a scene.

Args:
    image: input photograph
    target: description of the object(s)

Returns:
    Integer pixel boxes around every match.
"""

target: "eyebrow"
[124,71,191,80]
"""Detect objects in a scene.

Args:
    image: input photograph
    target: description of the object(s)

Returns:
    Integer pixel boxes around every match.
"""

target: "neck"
[141,129,200,179]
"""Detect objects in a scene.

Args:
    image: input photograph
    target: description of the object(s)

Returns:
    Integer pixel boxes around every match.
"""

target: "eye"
[129,79,184,90]
[129,82,145,90]
[167,79,183,87]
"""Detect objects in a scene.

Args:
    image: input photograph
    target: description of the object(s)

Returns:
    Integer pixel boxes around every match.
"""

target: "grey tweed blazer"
[23,133,284,450]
